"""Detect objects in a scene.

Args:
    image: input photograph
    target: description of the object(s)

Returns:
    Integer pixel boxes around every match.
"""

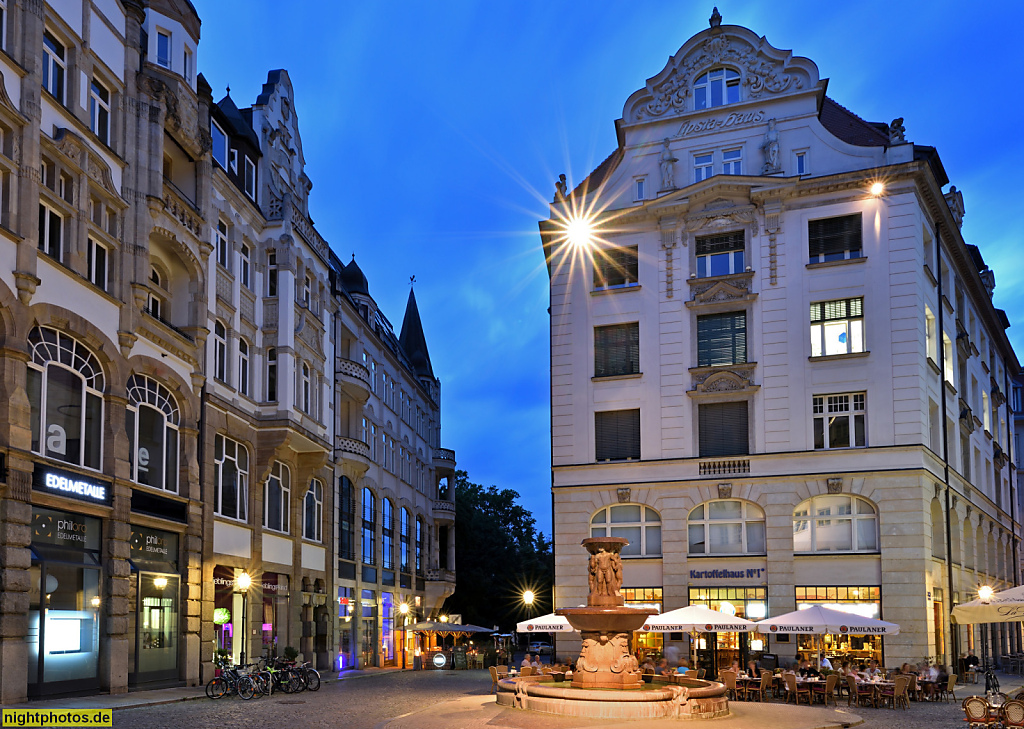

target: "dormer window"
[211,121,227,169]
[694,68,740,110]
[156,31,171,69]
[244,157,256,200]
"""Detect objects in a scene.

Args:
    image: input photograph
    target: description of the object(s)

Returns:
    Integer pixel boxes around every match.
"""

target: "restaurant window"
[687,499,765,555]
[125,374,179,493]
[593,245,639,289]
[795,586,882,665]
[590,504,661,557]
[361,489,376,565]
[793,494,878,553]
[339,476,355,561]
[688,587,768,672]
[624,587,663,657]
[263,461,290,534]
[214,435,248,522]
[28,327,104,470]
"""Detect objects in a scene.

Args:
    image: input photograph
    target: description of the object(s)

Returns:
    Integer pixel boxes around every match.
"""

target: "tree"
[441,470,552,631]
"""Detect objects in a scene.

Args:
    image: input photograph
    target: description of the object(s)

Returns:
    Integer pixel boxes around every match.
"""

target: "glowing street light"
[399,602,410,669]
[523,590,535,606]
[978,585,994,602]
[237,571,252,665]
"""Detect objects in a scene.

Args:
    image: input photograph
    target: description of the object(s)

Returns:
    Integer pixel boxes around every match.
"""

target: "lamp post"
[399,602,410,669]
[979,585,994,693]
[237,572,252,666]
[523,590,535,657]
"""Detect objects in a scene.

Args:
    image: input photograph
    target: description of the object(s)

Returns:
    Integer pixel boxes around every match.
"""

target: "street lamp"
[523,590,535,607]
[979,585,994,691]
[400,602,410,669]
[237,572,252,666]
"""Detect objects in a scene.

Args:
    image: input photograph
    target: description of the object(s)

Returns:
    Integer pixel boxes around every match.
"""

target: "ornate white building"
[542,11,1019,674]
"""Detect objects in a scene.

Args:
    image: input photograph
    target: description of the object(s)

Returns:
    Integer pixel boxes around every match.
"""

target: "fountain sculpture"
[495,536,730,720]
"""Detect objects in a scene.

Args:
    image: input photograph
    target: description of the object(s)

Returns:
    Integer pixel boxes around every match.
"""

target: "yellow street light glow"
[237,572,252,591]
[153,577,168,590]
[440,614,449,623]
[979,585,995,602]
[399,602,410,615]
[870,182,885,197]
[523,590,535,606]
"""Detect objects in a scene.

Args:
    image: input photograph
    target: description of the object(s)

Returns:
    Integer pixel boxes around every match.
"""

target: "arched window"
[382,498,394,570]
[126,374,179,492]
[266,348,277,401]
[303,479,322,542]
[400,508,411,573]
[688,500,765,555]
[213,321,227,381]
[263,461,290,533]
[694,68,740,110]
[930,499,945,559]
[238,340,250,396]
[793,494,878,553]
[590,504,661,557]
[415,515,424,574]
[28,326,104,469]
[214,434,248,521]
[362,488,376,565]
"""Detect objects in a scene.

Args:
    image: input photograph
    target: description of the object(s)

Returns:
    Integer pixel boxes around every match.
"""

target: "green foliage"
[442,470,552,632]
[284,645,299,661]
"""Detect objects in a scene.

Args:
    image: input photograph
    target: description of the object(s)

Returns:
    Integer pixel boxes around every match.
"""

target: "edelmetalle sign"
[32,464,112,506]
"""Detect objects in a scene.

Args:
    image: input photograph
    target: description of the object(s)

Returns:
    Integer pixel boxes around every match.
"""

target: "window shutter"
[594,246,638,287]
[595,323,639,376]
[695,230,744,256]
[697,312,747,367]
[595,409,640,461]
[808,214,862,259]
[698,402,749,457]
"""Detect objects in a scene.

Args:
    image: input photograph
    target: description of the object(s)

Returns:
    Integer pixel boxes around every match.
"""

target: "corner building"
[542,14,1019,675]
[0,0,455,702]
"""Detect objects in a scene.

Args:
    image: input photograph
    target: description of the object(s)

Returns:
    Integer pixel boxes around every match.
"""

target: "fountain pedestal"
[556,537,649,690]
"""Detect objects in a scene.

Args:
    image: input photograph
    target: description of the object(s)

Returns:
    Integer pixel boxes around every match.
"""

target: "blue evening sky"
[194,0,1024,537]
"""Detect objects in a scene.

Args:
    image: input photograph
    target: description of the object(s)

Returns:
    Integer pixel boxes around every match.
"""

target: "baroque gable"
[622,24,819,124]
[254,70,312,215]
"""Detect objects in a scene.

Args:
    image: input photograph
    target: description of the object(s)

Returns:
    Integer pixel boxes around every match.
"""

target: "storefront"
[128,525,180,686]
[795,585,883,665]
[27,506,103,698]
[688,586,768,675]
[260,573,290,657]
[624,587,663,658]
[381,592,396,666]
[360,589,377,667]
[213,566,252,666]
[338,586,356,670]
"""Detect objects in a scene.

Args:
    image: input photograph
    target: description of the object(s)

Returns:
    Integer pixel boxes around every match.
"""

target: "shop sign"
[33,464,112,506]
[432,652,447,668]
[689,567,766,580]
[31,506,101,551]
[130,525,179,566]
[677,110,767,137]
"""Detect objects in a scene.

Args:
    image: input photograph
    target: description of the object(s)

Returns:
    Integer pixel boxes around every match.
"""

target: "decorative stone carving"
[689,278,752,305]
[685,200,758,237]
[827,478,843,494]
[888,117,906,144]
[761,119,780,173]
[659,139,677,190]
[587,548,623,604]
[691,363,757,394]
[966,505,972,517]
[709,6,722,28]
[554,173,567,202]
[764,203,782,285]
[659,217,678,298]
[934,483,942,500]
[944,186,965,229]
[717,483,732,499]
[616,487,631,503]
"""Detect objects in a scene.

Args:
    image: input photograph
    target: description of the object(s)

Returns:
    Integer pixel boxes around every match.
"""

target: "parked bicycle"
[205,663,254,699]
[291,660,320,691]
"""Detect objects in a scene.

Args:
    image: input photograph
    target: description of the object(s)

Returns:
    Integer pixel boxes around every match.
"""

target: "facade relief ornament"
[616,487,632,503]
[685,200,759,237]
[659,216,678,299]
[717,482,732,499]
[827,478,843,494]
[690,367,757,395]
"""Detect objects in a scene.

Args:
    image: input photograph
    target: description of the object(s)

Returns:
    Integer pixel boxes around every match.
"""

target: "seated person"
[531,655,541,668]
[798,659,821,678]
[819,652,833,671]
[747,659,759,677]
[521,654,533,668]
[655,658,670,676]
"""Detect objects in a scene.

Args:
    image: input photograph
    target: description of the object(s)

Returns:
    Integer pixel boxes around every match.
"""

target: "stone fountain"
[495,536,730,720]
[556,537,650,689]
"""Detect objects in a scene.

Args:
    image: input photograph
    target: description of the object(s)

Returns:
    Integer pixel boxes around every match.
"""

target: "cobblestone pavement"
[116,670,490,729]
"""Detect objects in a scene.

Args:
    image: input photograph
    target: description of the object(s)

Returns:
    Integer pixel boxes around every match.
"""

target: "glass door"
[133,573,179,684]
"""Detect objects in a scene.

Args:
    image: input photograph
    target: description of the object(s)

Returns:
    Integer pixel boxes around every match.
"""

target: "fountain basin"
[555,606,650,633]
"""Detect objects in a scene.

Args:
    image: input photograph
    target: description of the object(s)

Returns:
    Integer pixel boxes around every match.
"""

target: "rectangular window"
[723,148,742,175]
[267,252,278,296]
[183,46,193,84]
[796,152,807,175]
[595,409,640,462]
[594,323,639,377]
[244,157,256,199]
[697,311,747,367]
[694,153,713,182]
[38,203,62,261]
[240,244,251,289]
[266,348,277,401]
[809,213,862,263]
[810,297,864,357]
[89,80,110,145]
[229,149,238,173]
[42,31,66,103]
[156,31,171,68]
[695,230,744,278]
[698,401,749,457]
[211,121,228,169]
[216,219,229,268]
[635,178,645,201]
[238,341,249,396]
[813,393,866,449]
[303,275,312,307]
[86,239,107,291]
[925,306,937,361]
[593,245,638,289]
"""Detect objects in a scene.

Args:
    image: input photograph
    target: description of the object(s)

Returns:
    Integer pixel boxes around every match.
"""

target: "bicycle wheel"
[253,672,271,697]
[286,668,306,693]
[237,676,256,700]
[304,668,320,691]
[206,677,228,699]
[276,671,295,694]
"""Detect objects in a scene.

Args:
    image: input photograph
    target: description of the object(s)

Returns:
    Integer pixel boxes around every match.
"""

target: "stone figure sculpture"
[761,118,780,173]
[659,139,677,190]
[889,117,906,143]
[554,174,568,202]
[589,547,622,599]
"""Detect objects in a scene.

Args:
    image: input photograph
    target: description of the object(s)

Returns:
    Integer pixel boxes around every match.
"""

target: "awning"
[952,585,1024,624]
[643,605,755,633]
[516,613,577,633]
[756,604,900,635]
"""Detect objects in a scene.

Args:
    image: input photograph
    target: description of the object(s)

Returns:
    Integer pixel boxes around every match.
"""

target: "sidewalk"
[5,666,418,712]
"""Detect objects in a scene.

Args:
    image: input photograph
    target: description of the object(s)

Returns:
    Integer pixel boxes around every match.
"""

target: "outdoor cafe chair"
[751,670,772,703]
[877,675,907,710]
[488,665,499,693]
[1003,699,1024,728]
[697,668,706,679]
[784,672,811,706]
[495,665,508,673]
[520,666,533,677]
[846,674,875,709]
[811,673,838,707]
[720,670,738,701]
[684,669,698,678]
[939,673,958,703]
[963,695,997,728]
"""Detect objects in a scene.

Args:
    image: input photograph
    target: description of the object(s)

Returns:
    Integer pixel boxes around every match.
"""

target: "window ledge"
[591,283,641,296]
[214,515,249,527]
[924,264,938,286]
[806,257,867,270]
[808,351,870,362]
[927,357,941,375]
[812,445,869,452]
[263,527,290,537]
[686,553,766,559]
[592,372,643,382]
[794,551,881,557]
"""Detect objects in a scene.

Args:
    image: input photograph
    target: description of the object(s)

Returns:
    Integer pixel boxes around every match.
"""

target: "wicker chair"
[811,674,838,706]
[488,665,499,693]
[784,672,811,705]
[963,695,995,728]
[877,675,908,710]
[1003,699,1024,728]
[495,665,508,673]
[846,674,875,709]
[720,670,738,701]
[938,674,958,703]
[684,669,698,678]
[751,670,773,702]
[520,666,533,677]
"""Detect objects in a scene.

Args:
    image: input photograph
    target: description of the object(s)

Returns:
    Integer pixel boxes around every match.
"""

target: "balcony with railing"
[337,436,371,468]
[143,305,195,344]
[432,498,456,523]
[433,447,456,476]
[337,358,371,402]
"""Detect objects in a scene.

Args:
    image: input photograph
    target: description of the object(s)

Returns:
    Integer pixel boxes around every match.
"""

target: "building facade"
[542,13,1019,675]
[0,0,455,703]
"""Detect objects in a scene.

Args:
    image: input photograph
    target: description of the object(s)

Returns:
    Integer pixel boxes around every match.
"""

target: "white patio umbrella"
[516,612,577,633]
[952,585,1024,624]
[755,604,900,635]
[642,605,755,632]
